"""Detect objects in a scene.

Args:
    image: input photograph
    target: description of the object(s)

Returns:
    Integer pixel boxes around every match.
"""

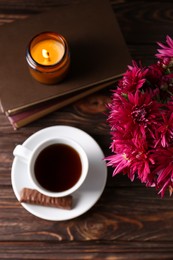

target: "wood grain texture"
[1,0,173,259]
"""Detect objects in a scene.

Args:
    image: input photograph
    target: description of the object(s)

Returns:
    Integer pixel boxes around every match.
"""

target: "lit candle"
[31,39,65,65]
[26,32,70,84]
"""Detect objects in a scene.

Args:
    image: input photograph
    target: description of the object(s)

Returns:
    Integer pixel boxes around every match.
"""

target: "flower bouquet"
[106,35,173,197]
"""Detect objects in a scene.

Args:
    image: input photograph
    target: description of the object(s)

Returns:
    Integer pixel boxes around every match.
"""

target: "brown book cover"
[0,0,131,116]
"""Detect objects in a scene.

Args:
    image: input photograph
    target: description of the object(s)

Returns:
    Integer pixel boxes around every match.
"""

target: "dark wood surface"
[1,0,173,259]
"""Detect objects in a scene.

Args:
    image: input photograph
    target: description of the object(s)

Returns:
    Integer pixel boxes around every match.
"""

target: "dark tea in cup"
[34,143,82,192]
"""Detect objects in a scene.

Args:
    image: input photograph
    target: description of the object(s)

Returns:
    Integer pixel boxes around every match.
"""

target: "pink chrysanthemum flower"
[108,90,161,141]
[106,136,155,184]
[157,111,173,147]
[156,35,173,67]
[152,147,173,197]
[118,61,148,93]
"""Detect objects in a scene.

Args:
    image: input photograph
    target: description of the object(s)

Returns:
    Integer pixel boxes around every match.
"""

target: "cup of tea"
[13,138,89,197]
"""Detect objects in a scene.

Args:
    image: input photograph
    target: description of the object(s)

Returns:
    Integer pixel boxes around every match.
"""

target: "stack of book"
[0,0,131,129]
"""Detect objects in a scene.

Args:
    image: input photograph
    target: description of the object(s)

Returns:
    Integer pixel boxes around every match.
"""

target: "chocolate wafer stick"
[20,188,73,210]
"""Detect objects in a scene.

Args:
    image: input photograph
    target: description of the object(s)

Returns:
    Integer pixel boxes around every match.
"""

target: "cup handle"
[13,145,32,162]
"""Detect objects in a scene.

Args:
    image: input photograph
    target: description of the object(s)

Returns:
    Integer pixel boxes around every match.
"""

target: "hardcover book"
[0,0,131,127]
[7,80,115,129]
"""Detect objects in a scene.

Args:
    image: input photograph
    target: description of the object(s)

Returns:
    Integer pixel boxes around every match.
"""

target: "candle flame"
[42,49,50,60]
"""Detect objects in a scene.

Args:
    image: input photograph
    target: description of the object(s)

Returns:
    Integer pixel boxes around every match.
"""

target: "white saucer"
[11,126,107,221]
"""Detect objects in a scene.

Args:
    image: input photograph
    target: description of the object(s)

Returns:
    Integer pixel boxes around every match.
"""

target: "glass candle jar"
[26,32,70,85]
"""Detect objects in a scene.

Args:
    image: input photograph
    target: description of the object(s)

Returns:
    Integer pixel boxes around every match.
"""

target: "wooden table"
[1,1,173,259]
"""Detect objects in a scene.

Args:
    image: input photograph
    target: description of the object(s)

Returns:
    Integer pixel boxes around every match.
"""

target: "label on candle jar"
[31,39,65,66]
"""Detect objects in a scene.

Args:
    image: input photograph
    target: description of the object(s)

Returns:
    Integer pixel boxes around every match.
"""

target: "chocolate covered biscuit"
[20,188,73,210]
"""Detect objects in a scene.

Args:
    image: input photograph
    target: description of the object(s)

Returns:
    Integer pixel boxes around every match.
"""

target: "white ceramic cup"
[13,137,88,197]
